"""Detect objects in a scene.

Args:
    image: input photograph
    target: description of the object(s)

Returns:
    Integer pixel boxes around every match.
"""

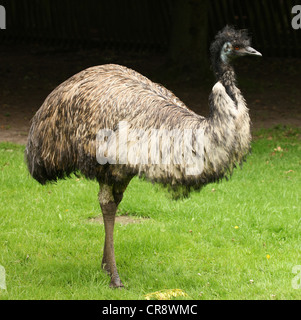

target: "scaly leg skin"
[99,184,124,288]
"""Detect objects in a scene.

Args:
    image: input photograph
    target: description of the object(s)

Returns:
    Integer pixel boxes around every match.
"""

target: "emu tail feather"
[25,128,74,185]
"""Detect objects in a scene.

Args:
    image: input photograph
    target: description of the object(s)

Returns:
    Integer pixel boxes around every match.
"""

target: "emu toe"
[109,274,124,288]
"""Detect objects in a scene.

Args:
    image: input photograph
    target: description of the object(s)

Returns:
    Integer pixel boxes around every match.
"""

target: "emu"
[26,26,261,288]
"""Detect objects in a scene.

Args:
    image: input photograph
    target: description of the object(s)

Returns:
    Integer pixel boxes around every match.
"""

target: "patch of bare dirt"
[89,215,148,225]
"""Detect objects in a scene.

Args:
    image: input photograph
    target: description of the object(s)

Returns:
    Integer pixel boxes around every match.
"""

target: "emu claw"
[109,276,124,288]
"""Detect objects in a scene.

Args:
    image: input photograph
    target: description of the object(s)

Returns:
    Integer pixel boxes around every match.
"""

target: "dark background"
[0,0,300,144]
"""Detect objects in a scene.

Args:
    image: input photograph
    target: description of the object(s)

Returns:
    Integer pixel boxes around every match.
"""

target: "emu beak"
[244,46,262,57]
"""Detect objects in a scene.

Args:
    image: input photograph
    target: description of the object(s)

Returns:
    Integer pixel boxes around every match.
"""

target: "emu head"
[210,26,262,76]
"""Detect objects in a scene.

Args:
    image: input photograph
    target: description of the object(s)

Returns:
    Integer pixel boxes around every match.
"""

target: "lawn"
[0,126,300,300]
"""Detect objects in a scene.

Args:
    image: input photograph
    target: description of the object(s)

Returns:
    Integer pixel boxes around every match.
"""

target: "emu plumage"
[26,26,261,287]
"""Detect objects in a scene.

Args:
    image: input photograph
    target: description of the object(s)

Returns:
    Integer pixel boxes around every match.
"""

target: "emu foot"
[102,261,124,288]
[109,275,124,288]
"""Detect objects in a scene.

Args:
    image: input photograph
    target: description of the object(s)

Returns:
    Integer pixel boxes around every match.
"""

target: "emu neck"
[206,59,251,180]
[216,61,238,105]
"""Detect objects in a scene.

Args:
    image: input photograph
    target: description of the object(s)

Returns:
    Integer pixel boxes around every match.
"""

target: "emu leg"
[99,184,123,288]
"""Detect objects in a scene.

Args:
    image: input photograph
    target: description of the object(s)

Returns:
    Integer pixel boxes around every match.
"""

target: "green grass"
[0,126,300,300]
